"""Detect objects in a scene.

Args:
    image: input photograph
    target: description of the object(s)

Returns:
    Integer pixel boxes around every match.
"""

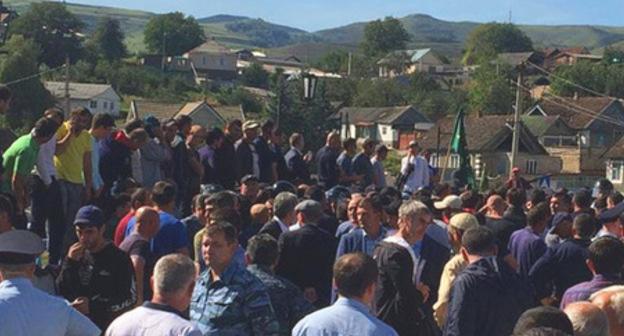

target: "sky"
[68,0,624,32]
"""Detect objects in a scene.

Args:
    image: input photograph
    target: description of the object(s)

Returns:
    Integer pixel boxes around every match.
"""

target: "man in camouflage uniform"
[191,221,279,335]
[245,234,314,335]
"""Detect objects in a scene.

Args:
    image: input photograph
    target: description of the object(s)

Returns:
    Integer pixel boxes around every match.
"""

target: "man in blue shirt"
[351,138,375,192]
[125,181,188,257]
[0,230,100,336]
[316,132,341,189]
[336,195,388,258]
[293,252,397,336]
[508,203,550,277]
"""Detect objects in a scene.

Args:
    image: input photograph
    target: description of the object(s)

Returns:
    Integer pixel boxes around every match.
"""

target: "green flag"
[450,108,475,189]
[479,163,489,193]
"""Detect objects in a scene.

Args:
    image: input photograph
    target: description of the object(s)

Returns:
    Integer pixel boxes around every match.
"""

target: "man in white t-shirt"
[400,141,430,195]
[105,254,201,336]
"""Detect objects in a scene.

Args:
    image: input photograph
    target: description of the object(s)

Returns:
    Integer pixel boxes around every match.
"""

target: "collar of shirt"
[208,259,242,286]
[247,264,273,276]
[143,301,187,319]
[291,147,302,156]
[273,216,289,233]
[0,277,31,291]
[334,297,372,314]
[361,225,387,241]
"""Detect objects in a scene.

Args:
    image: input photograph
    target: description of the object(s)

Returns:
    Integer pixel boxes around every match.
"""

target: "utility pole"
[64,54,70,117]
[347,52,352,77]
[510,63,524,178]
[161,31,167,72]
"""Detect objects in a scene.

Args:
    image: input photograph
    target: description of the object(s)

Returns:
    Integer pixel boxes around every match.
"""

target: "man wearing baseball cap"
[0,230,100,335]
[57,205,136,330]
[235,120,261,181]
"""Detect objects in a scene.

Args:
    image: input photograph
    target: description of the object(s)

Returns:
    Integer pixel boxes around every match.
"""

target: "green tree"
[240,63,270,88]
[550,62,607,97]
[0,36,53,128]
[603,46,624,65]
[353,78,408,107]
[468,63,515,115]
[89,18,126,61]
[361,17,410,58]
[315,50,349,74]
[9,2,84,67]
[144,12,205,56]
[462,23,533,65]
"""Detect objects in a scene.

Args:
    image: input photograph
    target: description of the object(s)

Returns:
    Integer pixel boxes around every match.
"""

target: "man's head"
[73,205,106,251]
[174,115,193,136]
[564,302,609,336]
[374,144,388,161]
[130,188,152,210]
[573,189,593,210]
[206,127,225,148]
[448,213,479,251]
[90,113,115,139]
[240,175,259,199]
[513,306,574,336]
[69,107,92,133]
[592,289,624,336]
[361,138,375,156]
[205,191,239,215]
[295,200,323,225]
[348,194,363,225]
[461,226,498,263]
[397,200,432,243]
[202,222,239,273]
[32,117,60,144]
[290,133,304,151]
[245,234,279,268]
[527,189,547,210]
[326,131,341,150]
[434,195,462,217]
[162,119,178,142]
[261,120,275,139]
[135,206,160,239]
[333,252,379,305]
[572,213,595,239]
[551,191,572,214]
[526,203,550,234]
[187,125,207,149]
[192,194,209,221]
[242,120,259,141]
[225,119,242,140]
[44,108,64,126]
[127,128,149,150]
[483,194,507,217]
[0,85,12,114]
[607,192,624,209]
[357,196,383,236]
[408,140,420,156]
[506,187,526,209]
[151,254,196,310]
[273,192,298,225]
[0,230,43,281]
[343,138,357,155]
[151,181,177,209]
[250,204,270,226]
[587,237,624,277]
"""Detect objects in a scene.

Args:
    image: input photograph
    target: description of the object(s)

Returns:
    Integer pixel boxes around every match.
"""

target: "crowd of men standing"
[1,83,624,335]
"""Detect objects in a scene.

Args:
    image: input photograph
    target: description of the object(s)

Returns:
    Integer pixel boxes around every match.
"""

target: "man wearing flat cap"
[235,120,261,181]
[276,200,337,308]
[57,205,136,330]
[0,230,100,335]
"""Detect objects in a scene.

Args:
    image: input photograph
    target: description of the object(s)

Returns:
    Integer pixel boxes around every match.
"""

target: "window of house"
[609,161,623,183]
[202,57,207,65]
[103,101,108,109]
[430,154,439,168]
[219,58,225,66]
[110,102,114,111]
[450,154,460,169]
[90,101,97,108]
[382,126,387,135]
[526,159,538,175]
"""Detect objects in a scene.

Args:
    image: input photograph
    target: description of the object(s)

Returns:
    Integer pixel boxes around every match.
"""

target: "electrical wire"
[527,60,613,99]
[2,64,67,86]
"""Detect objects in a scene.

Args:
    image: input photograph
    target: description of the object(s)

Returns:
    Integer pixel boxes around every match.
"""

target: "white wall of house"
[607,159,624,186]
[188,52,237,72]
[73,88,120,117]
[377,124,396,145]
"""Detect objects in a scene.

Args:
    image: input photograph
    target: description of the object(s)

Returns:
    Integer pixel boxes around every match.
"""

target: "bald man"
[119,206,160,305]
[483,195,522,256]
[592,289,624,336]
[564,302,610,336]
[316,132,342,189]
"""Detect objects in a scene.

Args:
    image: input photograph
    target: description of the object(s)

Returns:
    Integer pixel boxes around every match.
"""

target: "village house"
[542,47,591,70]
[182,40,238,82]
[45,81,122,117]
[603,136,624,191]
[332,105,433,149]
[419,115,562,180]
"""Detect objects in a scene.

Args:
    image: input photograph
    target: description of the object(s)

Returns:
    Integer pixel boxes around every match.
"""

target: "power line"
[527,60,613,99]
[3,64,67,86]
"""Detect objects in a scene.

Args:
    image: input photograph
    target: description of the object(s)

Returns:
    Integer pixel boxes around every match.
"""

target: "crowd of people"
[1,86,624,335]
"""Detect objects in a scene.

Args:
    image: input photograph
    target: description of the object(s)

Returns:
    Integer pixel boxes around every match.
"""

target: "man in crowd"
[284,133,310,184]
[125,181,188,257]
[269,128,288,181]
[529,213,594,305]
[140,116,170,189]
[444,226,534,336]
[508,203,550,277]
[591,288,624,335]
[294,253,398,336]
[316,132,341,189]
[371,144,388,189]
[199,127,224,185]
[399,141,430,195]
[259,191,298,240]
[483,194,521,256]
[433,213,479,328]
[54,107,93,248]
[184,125,207,215]
[105,254,201,336]
[215,119,242,190]
[30,109,65,263]
[254,120,276,183]
[57,205,135,330]
[504,187,527,228]
[0,230,101,335]
[561,237,624,308]
[113,188,151,246]
[88,113,116,202]
[276,200,337,308]
[336,195,388,258]
[335,193,363,239]
[182,194,209,260]
[352,138,375,192]
[246,234,314,334]
[235,120,260,180]
[374,201,436,335]
[506,167,531,190]
[191,222,279,335]
[169,115,193,214]
[337,137,360,187]
[2,117,58,225]
[119,206,160,305]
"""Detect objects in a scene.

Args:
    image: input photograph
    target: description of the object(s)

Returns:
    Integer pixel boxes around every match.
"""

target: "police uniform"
[0,230,100,336]
[190,259,280,335]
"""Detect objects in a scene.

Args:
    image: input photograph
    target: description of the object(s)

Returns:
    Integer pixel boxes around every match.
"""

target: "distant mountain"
[4,1,624,60]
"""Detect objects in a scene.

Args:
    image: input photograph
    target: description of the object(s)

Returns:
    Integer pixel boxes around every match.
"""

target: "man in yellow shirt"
[54,107,93,251]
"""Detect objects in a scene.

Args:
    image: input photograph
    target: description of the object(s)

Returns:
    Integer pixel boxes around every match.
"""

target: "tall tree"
[360,17,410,58]
[240,63,270,88]
[144,12,205,56]
[0,36,53,128]
[90,18,126,61]
[468,63,515,115]
[462,23,533,65]
[9,2,84,67]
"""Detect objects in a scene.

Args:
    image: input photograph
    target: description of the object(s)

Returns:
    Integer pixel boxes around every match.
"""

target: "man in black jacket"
[215,120,242,190]
[374,200,438,336]
[57,205,135,330]
[235,120,261,180]
[444,226,535,336]
[259,191,299,240]
[276,200,336,308]
[284,133,310,185]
